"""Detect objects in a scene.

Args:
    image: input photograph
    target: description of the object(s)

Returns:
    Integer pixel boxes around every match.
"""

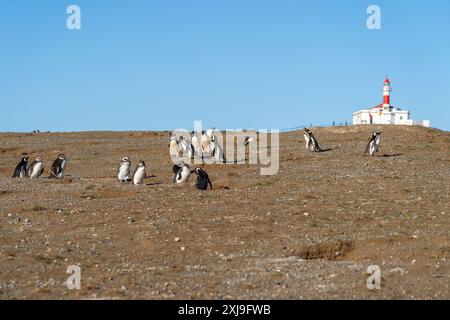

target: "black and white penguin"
[133,161,147,185]
[194,168,212,190]
[172,163,191,184]
[200,130,211,155]
[117,156,131,183]
[191,131,201,157]
[28,156,44,179]
[180,136,193,159]
[304,129,322,153]
[244,136,254,146]
[365,131,382,156]
[169,136,179,158]
[12,155,29,178]
[49,153,67,179]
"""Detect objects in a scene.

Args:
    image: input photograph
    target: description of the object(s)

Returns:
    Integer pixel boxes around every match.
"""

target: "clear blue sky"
[1,0,449,132]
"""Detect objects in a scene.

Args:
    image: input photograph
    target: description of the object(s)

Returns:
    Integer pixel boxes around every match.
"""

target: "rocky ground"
[0,125,449,299]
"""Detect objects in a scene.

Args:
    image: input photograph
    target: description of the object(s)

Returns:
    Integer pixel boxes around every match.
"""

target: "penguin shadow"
[145,175,162,186]
[377,153,403,158]
[318,147,335,153]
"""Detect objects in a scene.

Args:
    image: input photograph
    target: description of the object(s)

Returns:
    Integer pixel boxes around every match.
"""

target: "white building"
[353,78,430,127]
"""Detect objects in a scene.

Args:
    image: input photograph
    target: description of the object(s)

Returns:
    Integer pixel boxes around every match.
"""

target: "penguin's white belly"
[169,141,178,156]
[19,167,27,178]
[304,134,310,149]
[118,164,130,181]
[192,137,200,153]
[133,167,146,185]
[30,162,43,179]
[370,139,380,155]
[201,137,210,153]
[181,140,191,157]
[176,167,191,183]
[375,137,381,149]
[59,160,66,177]
[309,139,316,152]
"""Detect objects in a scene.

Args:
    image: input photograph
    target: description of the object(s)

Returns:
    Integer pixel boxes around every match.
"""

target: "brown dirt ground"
[0,125,449,299]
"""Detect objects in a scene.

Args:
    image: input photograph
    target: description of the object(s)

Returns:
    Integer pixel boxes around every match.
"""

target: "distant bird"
[12,155,29,178]
[117,156,131,183]
[194,168,212,190]
[28,156,44,179]
[172,163,191,184]
[304,128,322,153]
[49,154,67,179]
[365,131,382,156]
[133,161,147,185]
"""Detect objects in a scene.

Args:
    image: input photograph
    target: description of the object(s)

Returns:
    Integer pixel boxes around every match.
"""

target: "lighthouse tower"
[383,78,391,111]
[353,77,430,127]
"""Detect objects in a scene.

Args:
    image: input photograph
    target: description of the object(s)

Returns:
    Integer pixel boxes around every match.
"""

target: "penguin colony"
[9,129,383,189]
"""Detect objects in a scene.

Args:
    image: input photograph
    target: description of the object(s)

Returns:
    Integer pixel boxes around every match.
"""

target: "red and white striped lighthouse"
[383,77,391,108]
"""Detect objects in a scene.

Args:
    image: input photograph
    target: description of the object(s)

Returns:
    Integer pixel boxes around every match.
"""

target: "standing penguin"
[191,131,201,158]
[169,136,179,158]
[200,130,211,155]
[117,156,131,183]
[194,168,212,190]
[172,163,191,184]
[28,156,44,179]
[180,136,193,159]
[304,129,322,153]
[133,161,147,185]
[12,155,29,178]
[244,136,254,146]
[365,131,382,156]
[49,154,67,179]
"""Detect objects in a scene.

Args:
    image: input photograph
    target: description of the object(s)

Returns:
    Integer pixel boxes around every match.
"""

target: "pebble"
[174,237,180,242]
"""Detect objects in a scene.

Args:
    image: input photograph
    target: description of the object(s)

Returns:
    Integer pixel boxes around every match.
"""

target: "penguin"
[12,155,29,178]
[180,136,193,159]
[304,129,322,153]
[365,131,382,156]
[244,136,254,146]
[194,168,212,190]
[169,136,179,158]
[172,163,191,184]
[210,138,227,163]
[200,130,211,155]
[206,128,216,140]
[191,131,201,157]
[28,156,44,179]
[49,153,67,179]
[117,156,131,183]
[133,161,147,185]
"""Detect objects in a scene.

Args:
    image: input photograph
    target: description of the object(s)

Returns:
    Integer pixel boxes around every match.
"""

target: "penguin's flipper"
[208,177,213,190]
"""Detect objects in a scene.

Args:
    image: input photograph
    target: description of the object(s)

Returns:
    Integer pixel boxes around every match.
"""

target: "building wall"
[353,109,413,125]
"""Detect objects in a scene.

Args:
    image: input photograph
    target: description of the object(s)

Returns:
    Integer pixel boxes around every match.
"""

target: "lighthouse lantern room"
[352,78,430,127]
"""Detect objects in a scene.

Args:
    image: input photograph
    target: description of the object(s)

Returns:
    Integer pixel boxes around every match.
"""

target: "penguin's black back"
[195,169,212,190]
[12,157,28,178]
